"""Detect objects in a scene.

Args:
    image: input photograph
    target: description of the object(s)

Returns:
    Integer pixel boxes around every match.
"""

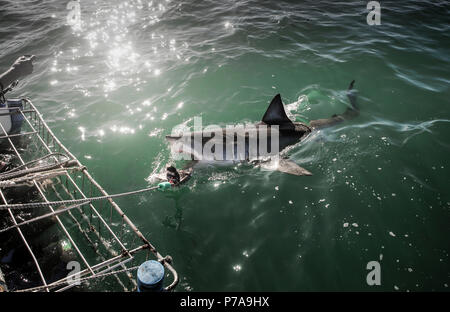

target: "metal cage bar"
[0,99,179,291]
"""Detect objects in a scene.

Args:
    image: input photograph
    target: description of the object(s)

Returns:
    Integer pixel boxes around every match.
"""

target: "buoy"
[6,99,24,134]
[158,182,172,191]
[0,106,12,135]
[0,99,24,135]
[137,260,165,292]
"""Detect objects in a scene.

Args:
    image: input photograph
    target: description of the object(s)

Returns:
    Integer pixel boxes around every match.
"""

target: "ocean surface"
[0,0,449,291]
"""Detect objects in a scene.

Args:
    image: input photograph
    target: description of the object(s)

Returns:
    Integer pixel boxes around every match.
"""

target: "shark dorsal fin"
[261,94,295,130]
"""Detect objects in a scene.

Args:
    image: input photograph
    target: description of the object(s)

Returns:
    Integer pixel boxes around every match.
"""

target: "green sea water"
[0,0,449,291]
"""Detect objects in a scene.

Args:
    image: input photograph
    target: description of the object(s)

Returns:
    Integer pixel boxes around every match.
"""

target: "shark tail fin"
[309,80,359,129]
[346,80,358,110]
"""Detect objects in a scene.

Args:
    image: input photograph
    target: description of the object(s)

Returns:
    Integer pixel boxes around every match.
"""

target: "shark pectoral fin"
[260,159,312,176]
[276,159,313,176]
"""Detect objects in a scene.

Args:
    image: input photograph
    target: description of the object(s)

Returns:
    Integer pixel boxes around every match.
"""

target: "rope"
[0,185,160,210]
[15,265,140,292]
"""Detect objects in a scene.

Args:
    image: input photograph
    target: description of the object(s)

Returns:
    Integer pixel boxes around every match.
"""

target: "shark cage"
[0,98,178,292]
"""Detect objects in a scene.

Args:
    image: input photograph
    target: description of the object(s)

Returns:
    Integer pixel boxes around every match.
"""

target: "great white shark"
[165,80,358,176]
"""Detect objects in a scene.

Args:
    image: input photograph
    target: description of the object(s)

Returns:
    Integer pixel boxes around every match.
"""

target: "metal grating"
[0,99,178,292]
